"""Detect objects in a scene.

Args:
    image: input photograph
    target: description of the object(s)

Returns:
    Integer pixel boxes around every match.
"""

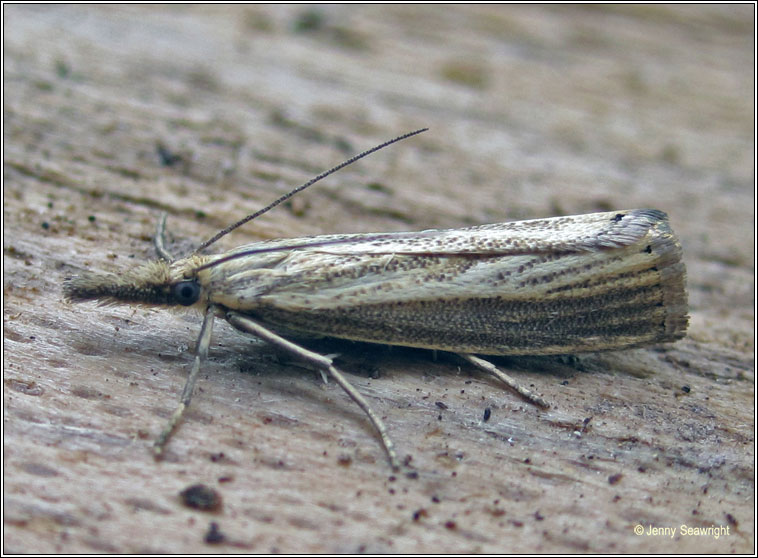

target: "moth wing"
[304,209,674,256]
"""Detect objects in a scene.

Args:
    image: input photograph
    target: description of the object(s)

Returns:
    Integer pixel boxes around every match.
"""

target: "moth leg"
[457,353,550,409]
[154,305,216,458]
[154,211,174,261]
[225,311,401,471]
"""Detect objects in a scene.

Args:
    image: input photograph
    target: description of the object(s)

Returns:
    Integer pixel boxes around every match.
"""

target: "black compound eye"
[172,280,201,306]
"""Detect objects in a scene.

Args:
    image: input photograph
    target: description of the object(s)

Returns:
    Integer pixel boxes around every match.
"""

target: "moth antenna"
[193,236,396,273]
[193,128,428,253]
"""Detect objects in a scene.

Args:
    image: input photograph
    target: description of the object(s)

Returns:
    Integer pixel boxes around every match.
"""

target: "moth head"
[63,259,204,308]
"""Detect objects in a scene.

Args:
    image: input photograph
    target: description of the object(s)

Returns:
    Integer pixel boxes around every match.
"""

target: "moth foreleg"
[154,305,216,458]
[457,353,550,409]
[154,211,174,262]
[225,311,401,471]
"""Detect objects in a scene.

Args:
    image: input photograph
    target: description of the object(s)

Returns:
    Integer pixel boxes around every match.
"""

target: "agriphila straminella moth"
[64,128,689,471]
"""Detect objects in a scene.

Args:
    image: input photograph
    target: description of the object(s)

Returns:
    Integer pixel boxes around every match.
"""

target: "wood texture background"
[4,5,754,553]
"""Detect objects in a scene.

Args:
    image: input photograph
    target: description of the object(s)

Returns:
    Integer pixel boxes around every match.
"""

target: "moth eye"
[173,281,201,306]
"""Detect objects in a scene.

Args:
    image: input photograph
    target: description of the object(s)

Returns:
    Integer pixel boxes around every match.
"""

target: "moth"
[64,129,688,470]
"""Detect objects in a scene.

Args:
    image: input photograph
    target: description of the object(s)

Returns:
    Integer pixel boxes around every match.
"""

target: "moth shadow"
[220,328,582,386]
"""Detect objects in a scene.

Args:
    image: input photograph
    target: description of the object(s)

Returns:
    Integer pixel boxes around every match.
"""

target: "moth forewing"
[199,208,687,356]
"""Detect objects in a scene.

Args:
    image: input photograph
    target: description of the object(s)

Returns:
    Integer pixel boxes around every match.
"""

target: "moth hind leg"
[457,353,550,409]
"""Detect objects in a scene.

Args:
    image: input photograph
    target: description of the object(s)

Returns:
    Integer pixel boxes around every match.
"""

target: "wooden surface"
[4,5,754,553]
